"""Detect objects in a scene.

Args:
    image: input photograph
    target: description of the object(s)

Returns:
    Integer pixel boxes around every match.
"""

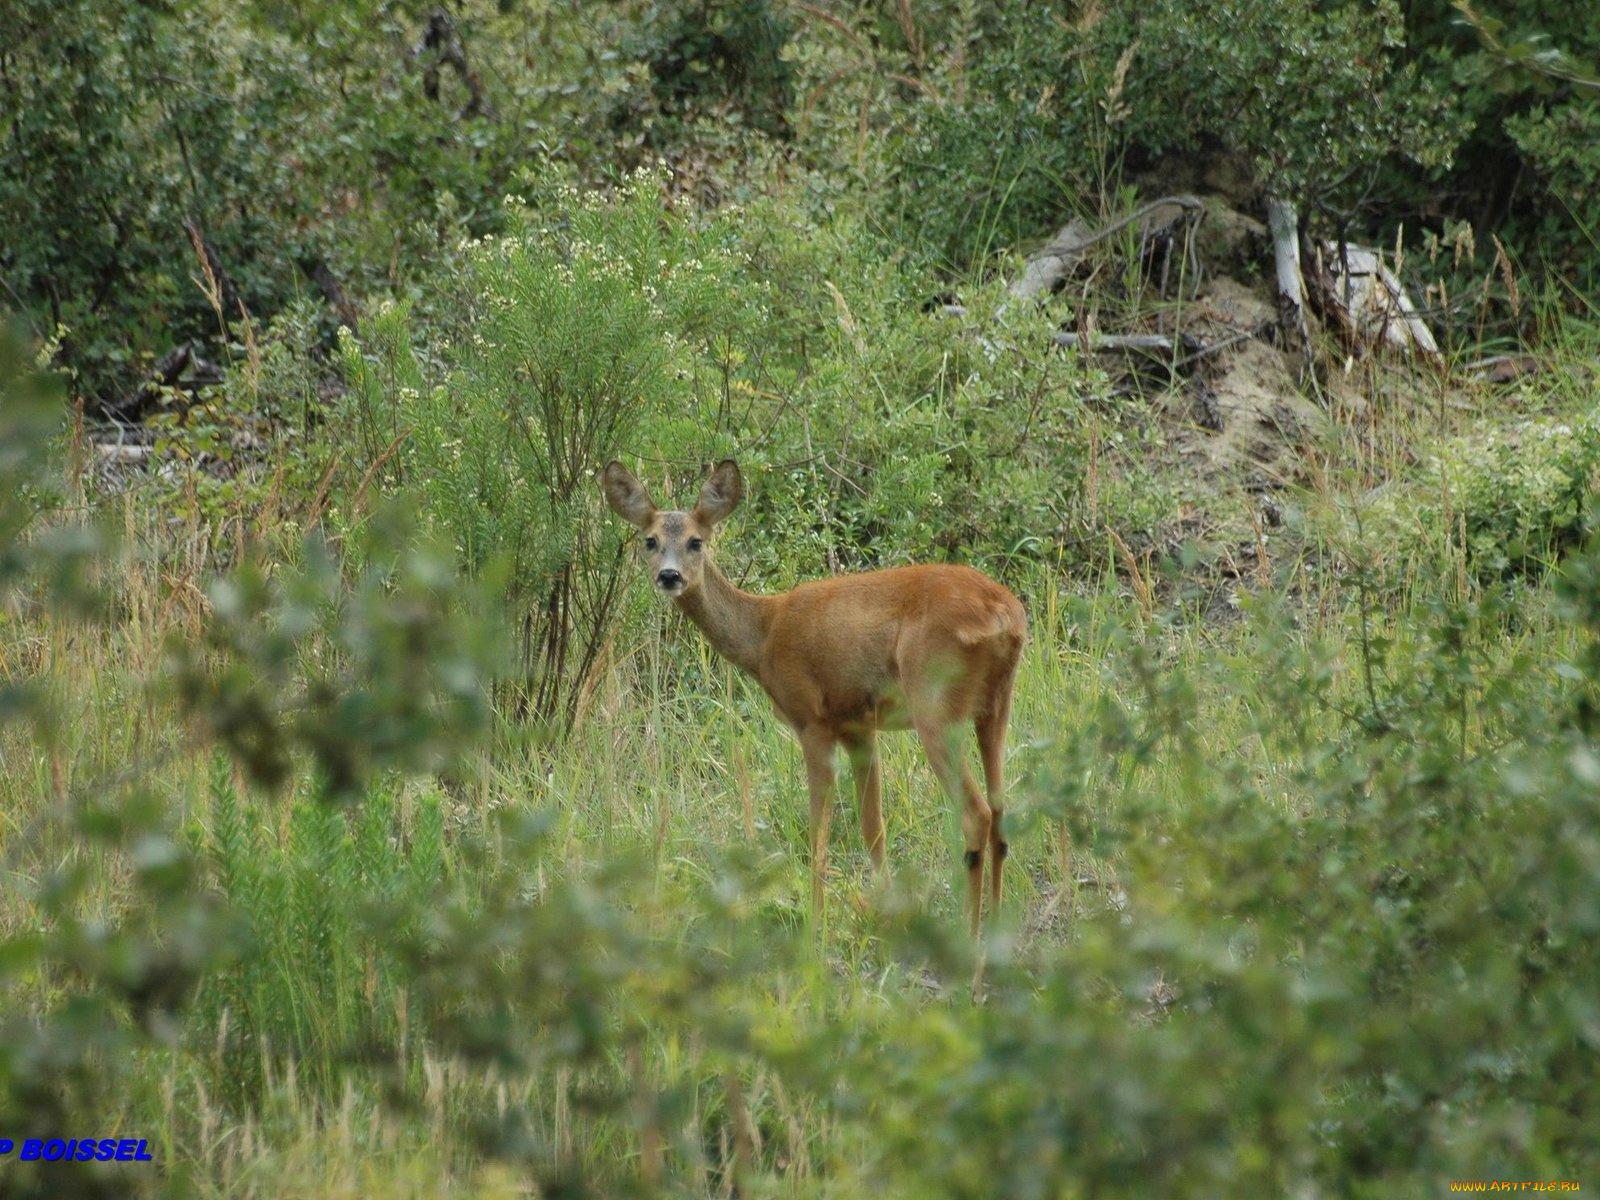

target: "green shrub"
[374,171,763,729]
[891,0,1460,270]
[852,579,1600,1194]
[1506,96,1600,272]
[1357,412,1600,581]
[1414,0,1600,288]
[340,170,771,732]
[762,278,1097,574]
[0,0,585,405]
[623,0,796,142]
[1435,414,1600,575]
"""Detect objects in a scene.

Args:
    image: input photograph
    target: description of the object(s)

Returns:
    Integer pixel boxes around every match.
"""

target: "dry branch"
[302,256,362,334]
[1053,331,1203,358]
[99,342,221,421]
[419,8,492,119]
[1008,196,1205,302]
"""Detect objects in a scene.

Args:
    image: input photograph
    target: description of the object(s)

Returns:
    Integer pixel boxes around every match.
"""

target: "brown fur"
[603,459,1026,933]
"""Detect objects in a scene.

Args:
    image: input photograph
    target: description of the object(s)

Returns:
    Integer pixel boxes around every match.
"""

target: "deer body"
[603,460,1025,932]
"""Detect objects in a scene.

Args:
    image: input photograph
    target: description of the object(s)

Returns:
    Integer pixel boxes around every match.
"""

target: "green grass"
[6,260,1600,1196]
[6,497,1593,1195]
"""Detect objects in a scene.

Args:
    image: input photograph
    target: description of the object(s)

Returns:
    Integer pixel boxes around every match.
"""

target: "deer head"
[602,459,742,598]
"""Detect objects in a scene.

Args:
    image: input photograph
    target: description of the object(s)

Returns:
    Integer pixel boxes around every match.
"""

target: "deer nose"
[656,568,683,590]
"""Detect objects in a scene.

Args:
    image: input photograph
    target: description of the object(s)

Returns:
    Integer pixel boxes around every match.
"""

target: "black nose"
[657,569,683,589]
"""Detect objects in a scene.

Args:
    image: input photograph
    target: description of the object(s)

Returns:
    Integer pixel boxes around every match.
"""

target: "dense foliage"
[6,0,1598,402]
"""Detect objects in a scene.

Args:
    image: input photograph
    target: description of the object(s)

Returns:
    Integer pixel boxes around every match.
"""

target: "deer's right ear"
[602,461,656,529]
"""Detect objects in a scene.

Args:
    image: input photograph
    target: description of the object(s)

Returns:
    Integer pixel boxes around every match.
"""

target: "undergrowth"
[5,337,1599,1194]
[5,171,1600,1197]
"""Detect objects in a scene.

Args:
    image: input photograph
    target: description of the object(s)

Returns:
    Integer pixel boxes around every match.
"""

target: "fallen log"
[1009,196,1205,302]
[1009,219,1097,302]
[1053,331,1203,357]
[1309,239,1440,357]
[100,343,192,421]
[1465,354,1539,384]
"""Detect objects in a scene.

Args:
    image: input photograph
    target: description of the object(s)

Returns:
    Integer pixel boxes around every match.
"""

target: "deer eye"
[687,537,704,552]
[644,536,659,551]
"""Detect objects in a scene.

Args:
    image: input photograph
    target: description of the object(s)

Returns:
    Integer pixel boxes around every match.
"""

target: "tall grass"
[6,470,1595,1193]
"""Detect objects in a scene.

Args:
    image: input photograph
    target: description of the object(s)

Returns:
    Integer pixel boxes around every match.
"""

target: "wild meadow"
[5,2,1600,1195]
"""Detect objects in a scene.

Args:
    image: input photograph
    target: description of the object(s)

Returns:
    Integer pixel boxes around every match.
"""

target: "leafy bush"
[891,0,1460,269]
[852,579,1600,1194]
[1433,414,1600,575]
[358,171,760,728]
[1412,0,1600,287]
[757,276,1097,574]
[622,0,796,142]
[887,14,1107,271]
[0,0,572,404]
[1353,412,1600,581]
[1506,96,1600,268]
[0,0,256,395]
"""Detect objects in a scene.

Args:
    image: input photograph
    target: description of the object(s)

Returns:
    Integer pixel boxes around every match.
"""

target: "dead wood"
[302,256,362,334]
[95,443,153,463]
[420,8,493,119]
[1053,331,1203,358]
[1009,196,1205,302]
[1308,239,1440,357]
[1465,354,1540,384]
[99,342,221,421]
[1266,197,1310,358]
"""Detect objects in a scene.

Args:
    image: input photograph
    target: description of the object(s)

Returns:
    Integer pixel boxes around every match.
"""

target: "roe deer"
[602,459,1026,933]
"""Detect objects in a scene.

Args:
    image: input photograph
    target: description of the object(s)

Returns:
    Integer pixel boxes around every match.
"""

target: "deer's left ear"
[602,461,657,529]
[694,459,743,526]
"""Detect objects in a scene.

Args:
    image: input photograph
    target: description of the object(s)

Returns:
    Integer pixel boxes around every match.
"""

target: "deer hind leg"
[914,716,991,936]
[976,697,1012,913]
[799,726,839,925]
[844,733,885,870]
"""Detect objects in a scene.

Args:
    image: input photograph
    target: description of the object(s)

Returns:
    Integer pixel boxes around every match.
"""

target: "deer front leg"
[799,727,838,925]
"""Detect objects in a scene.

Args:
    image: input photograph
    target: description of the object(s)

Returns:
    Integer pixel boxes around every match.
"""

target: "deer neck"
[675,558,775,677]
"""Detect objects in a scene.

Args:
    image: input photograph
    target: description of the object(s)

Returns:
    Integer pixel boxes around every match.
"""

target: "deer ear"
[602,461,656,529]
[694,459,743,526]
